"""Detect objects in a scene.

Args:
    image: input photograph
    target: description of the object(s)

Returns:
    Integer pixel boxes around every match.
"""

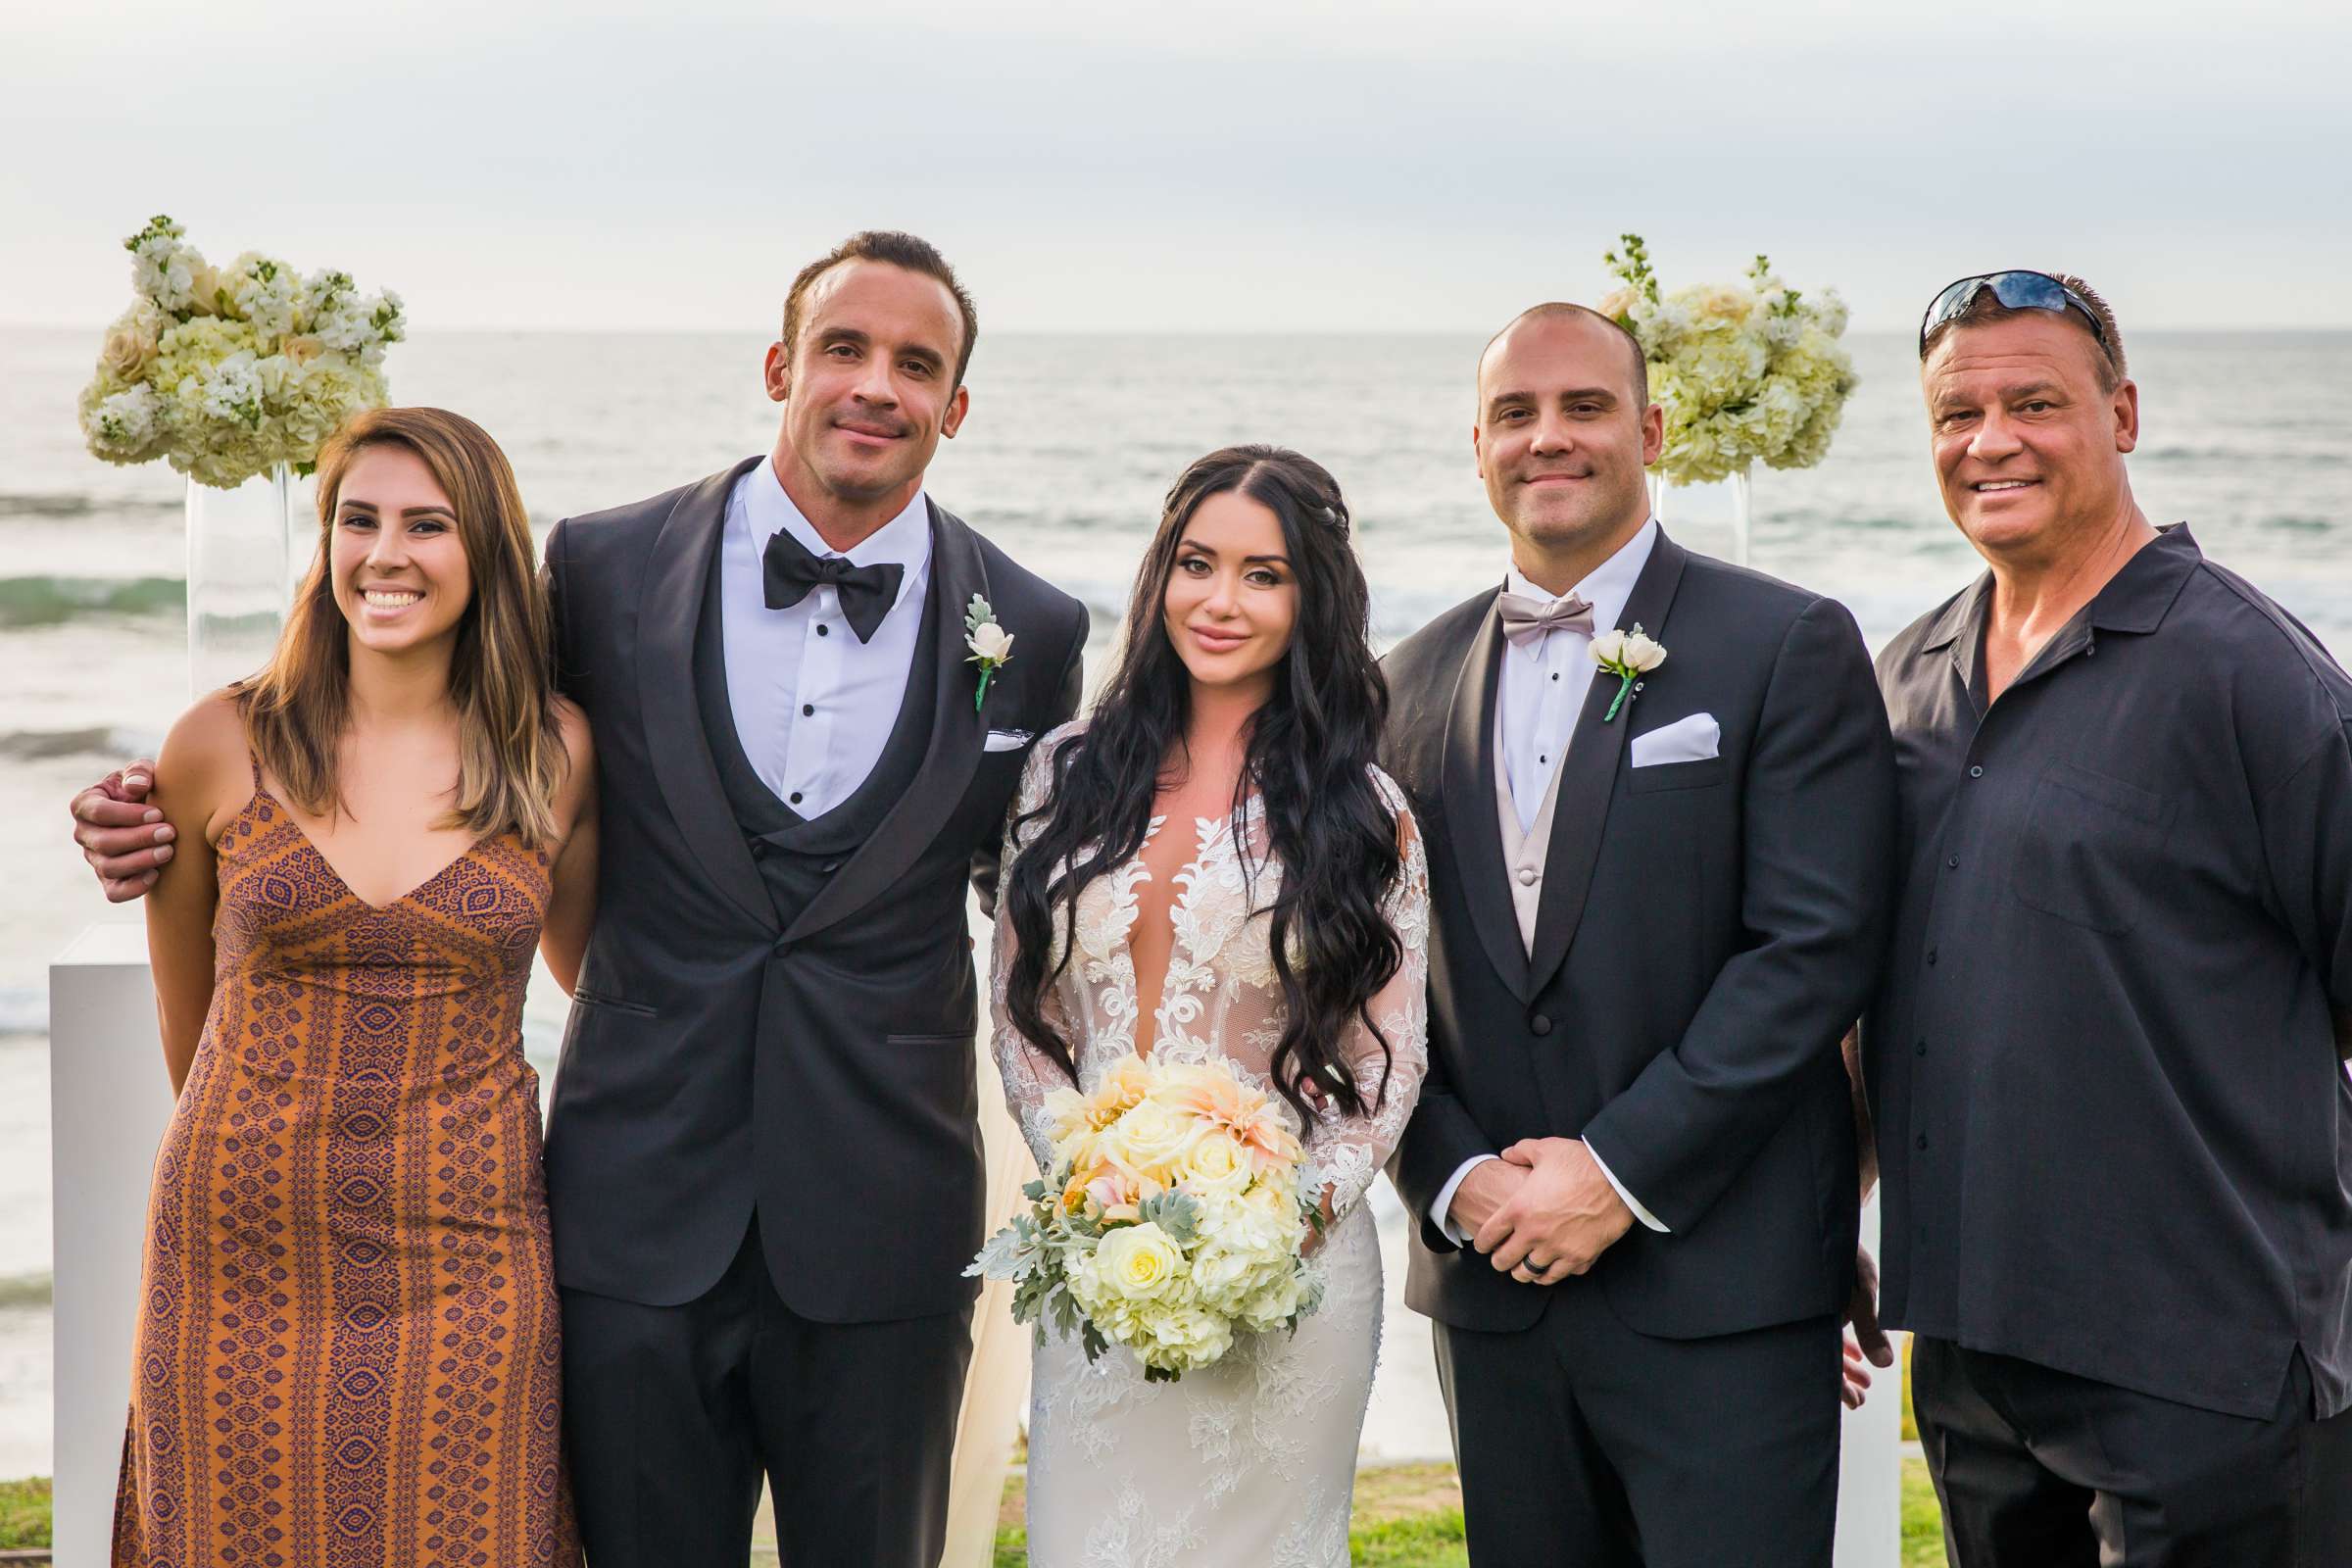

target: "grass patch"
[991,1463,1474,1566]
[994,1459,1940,1567]
[1901,1333,1920,1443]
[1352,1507,1468,1566]
[1902,1456,1943,1567]
[0,1476,52,1550]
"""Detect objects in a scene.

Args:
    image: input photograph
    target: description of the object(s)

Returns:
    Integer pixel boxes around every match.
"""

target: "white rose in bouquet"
[970,1054,1327,1382]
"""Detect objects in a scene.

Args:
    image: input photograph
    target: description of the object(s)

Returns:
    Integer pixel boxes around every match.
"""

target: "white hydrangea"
[229,253,303,339]
[79,215,402,488]
[1603,238,1859,485]
[198,351,268,436]
[79,381,169,464]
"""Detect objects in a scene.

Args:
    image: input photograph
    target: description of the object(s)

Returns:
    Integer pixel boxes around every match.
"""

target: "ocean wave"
[0,1274,51,1310]
[0,725,155,763]
[0,491,178,518]
[0,987,45,1037]
[0,575,182,627]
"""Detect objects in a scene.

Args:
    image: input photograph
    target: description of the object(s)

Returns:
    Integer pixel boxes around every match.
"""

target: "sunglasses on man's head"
[1919,270,2109,359]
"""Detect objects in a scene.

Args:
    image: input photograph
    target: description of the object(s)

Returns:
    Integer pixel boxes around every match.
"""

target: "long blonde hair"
[236,406,567,847]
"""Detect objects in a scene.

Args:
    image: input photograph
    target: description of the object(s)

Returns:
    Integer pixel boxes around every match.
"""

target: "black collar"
[1917,523,2201,656]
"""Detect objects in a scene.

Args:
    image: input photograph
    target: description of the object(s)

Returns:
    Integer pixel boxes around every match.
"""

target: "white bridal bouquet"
[78,215,405,489]
[968,1054,1325,1382]
[1599,233,1857,486]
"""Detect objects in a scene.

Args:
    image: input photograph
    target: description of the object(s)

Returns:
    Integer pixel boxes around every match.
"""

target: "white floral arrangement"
[968,1054,1325,1383]
[1599,233,1857,486]
[77,215,405,489]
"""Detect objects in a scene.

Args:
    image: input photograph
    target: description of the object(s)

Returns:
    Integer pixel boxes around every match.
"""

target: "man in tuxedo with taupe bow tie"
[1381,304,1897,1566]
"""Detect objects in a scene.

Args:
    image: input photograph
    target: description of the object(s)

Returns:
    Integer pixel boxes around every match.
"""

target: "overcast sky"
[9,0,2350,333]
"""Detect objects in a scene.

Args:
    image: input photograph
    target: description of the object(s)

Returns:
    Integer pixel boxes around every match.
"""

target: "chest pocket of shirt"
[2011,760,2175,934]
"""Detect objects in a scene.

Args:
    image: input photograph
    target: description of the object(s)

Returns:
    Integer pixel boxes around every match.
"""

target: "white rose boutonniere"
[1591,623,1667,722]
[965,594,1014,711]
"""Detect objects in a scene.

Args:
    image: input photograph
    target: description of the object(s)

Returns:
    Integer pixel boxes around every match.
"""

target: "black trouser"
[559,1218,974,1568]
[1434,1282,1841,1568]
[1912,1337,2352,1568]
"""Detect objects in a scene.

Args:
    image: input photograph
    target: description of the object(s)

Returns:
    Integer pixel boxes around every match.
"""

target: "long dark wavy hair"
[1002,445,1405,1124]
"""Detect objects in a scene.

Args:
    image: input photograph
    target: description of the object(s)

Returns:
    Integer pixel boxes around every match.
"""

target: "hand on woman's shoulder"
[156,687,255,846]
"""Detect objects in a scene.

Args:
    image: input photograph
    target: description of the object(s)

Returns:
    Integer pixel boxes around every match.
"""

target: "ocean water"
[2,325,2347,1476]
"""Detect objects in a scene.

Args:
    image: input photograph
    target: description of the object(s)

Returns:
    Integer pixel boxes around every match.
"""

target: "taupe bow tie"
[1496,590,1595,648]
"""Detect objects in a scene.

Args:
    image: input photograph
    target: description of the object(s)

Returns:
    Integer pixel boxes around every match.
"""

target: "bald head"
[1471,302,1665,592]
[1480,303,1648,411]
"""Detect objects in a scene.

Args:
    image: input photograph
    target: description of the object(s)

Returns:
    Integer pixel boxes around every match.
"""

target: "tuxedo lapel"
[637,457,775,933]
[1440,592,1534,1001]
[781,499,990,947]
[1524,532,1690,997]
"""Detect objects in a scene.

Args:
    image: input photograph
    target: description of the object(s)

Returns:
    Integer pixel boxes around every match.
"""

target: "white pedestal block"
[1836,1191,1904,1567]
[48,923,173,1568]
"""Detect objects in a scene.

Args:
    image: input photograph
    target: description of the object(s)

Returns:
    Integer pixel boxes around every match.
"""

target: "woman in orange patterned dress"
[118,407,596,1567]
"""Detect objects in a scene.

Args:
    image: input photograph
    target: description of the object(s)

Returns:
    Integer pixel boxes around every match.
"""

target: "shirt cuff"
[1435,1153,1500,1249]
[1587,1139,1669,1233]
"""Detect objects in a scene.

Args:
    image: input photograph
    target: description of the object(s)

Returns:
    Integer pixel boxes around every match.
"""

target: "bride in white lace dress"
[988,447,1430,1567]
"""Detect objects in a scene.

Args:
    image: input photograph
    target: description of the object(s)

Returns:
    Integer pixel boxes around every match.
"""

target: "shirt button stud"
[802,704,815,717]
[816,624,830,638]
[1968,765,1984,779]
[789,791,804,806]
[1529,1013,1553,1036]
[1946,855,1960,869]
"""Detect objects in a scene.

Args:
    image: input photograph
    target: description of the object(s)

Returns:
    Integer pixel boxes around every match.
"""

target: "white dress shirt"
[716,459,931,819]
[1499,519,1657,832]
[1436,520,1669,1248]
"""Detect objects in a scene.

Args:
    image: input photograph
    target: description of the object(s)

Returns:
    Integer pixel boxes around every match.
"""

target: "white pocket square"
[983,728,1034,753]
[1630,712,1720,767]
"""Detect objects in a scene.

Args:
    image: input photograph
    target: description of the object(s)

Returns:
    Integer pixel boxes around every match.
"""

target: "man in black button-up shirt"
[1867,272,2352,1564]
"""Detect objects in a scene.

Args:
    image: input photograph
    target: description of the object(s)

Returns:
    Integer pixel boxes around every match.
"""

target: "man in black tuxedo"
[1382,304,1895,1567]
[72,231,1088,1568]
[530,233,1087,1566]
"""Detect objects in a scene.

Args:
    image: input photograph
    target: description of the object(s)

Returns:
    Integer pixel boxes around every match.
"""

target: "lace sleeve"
[989,728,1080,1175]
[1303,775,1433,1222]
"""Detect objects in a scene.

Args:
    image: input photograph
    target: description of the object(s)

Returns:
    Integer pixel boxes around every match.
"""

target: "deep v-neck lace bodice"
[1118,810,1257,1062]
[989,718,1431,1224]
[988,719,1433,1568]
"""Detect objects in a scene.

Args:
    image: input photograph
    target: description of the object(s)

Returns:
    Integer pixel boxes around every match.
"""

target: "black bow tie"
[761,527,906,643]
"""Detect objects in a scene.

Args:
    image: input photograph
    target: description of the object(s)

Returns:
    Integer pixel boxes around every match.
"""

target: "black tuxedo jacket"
[539,458,1087,1318]
[1383,532,1896,1339]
